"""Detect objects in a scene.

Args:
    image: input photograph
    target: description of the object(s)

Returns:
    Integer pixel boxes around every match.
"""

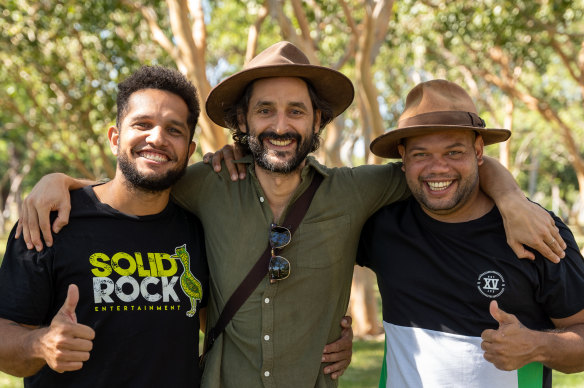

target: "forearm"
[52,173,96,190]
[0,319,46,377]
[478,156,524,205]
[538,324,584,373]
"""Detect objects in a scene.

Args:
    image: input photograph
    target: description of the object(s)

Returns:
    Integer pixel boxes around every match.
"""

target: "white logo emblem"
[477,271,505,298]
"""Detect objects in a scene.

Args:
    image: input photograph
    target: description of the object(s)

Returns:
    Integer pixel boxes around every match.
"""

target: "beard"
[247,130,319,174]
[408,165,480,215]
[117,150,188,193]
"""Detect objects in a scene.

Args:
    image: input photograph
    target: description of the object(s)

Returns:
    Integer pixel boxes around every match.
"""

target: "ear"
[313,110,322,134]
[188,141,196,160]
[398,144,406,172]
[108,126,120,155]
[474,134,485,166]
[237,109,247,134]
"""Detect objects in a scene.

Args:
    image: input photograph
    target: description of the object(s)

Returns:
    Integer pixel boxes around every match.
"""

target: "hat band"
[398,111,486,129]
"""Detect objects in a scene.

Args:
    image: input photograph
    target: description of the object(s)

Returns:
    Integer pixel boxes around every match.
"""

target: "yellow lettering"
[170,305,175,310]
[90,253,112,277]
[135,252,151,277]
[149,306,154,311]
[147,253,158,277]
[94,307,98,312]
[124,306,128,311]
[111,252,137,276]
[101,306,107,311]
[156,253,178,277]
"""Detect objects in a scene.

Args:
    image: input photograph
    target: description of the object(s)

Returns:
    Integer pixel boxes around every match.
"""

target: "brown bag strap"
[202,173,324,359]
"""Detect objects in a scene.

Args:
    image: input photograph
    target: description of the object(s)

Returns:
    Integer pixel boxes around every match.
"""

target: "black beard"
[117,151,188,193]
[248,131,317,174]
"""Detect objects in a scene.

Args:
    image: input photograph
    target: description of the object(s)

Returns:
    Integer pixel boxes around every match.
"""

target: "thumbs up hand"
[37,284,96,372]
[480,300,538,371]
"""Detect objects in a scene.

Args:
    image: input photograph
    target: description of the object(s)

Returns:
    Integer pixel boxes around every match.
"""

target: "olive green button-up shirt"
[171,155,408,388]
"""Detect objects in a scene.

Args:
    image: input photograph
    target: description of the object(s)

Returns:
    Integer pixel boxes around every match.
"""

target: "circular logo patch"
[477,270,505,298]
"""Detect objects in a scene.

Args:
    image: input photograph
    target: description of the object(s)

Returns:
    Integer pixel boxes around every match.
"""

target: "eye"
[447,150,463,157]
[133,122,150,130]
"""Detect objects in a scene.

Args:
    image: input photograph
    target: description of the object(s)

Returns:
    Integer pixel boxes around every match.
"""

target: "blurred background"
[1,0,583,386]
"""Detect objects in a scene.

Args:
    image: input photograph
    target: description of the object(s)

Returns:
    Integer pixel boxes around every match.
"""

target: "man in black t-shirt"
[358,79,584,388]
[0,66,208,387]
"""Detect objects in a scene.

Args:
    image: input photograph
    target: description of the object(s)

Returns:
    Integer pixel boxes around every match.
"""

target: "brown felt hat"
[205,41,354,128]
[370,79,511,158]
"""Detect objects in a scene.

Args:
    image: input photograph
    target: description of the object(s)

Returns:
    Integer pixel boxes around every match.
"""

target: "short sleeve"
[0,224,54,325]
[351,162,410,216]
[536,216,584,319]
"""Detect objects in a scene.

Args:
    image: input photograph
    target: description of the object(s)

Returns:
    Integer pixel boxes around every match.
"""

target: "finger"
[341,315,352,328]
[322,349,351,363]
[15,218,23,239]
[26,206,44,252]
[38,204,55,248]
[66,336,95,352]
[330,368,346,380]
[546,231,566,260]
[211,150,224,173]
[60,285,80,323]
[323,331,352,354]
[324,358,349,377]
[202,152,214,164]
[506,240,536,261]
[20,204,35,250]
[221,146,238,181]
[489,300,519,326]
[480,328,496,342]
[54,360,85,373]
[52,199,71,234]
[529,240,560,263]
[236,163,247,180]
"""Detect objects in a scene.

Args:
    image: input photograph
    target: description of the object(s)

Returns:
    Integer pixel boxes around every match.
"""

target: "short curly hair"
[116,66,200,141]
[223,78,334,153]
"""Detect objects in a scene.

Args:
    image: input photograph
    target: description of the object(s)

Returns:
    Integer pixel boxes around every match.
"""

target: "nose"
[146,126,166,146]
[273,112,288,134]
[427,155,450,173]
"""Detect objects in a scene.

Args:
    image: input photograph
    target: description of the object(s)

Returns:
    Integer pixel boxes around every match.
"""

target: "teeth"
[427,181,452,191]
[269,139,292,146]
[140,152,168,162]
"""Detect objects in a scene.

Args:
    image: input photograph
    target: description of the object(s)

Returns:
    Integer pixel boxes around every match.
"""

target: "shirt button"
[264,335,270,341]
[264,298,270,303]
[260,196,265,203]
[264,371,270,377]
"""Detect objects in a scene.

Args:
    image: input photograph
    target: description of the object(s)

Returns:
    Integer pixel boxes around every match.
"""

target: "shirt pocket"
[284,215,351,269]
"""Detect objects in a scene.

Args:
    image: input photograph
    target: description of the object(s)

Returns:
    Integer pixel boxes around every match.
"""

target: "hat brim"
[206,64,354,128]
[370,125,511,159]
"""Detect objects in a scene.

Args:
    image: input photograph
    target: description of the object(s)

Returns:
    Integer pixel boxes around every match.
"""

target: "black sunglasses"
[269,224,291,283]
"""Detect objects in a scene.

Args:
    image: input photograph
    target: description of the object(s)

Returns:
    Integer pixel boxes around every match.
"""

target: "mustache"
[257,132,301,143]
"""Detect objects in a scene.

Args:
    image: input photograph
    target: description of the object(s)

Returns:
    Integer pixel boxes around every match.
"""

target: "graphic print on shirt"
[90,244,202,317]
[171,244,203,317]
[477,270,506,298]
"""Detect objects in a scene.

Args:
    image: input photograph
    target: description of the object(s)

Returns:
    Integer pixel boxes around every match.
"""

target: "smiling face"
[110,88,195,192]
[240,77,321,174]
[399,130,485,221]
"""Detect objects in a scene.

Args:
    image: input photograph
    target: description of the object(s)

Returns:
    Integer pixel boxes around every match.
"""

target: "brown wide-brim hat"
[206,41,354,128]
[370,79,511,158]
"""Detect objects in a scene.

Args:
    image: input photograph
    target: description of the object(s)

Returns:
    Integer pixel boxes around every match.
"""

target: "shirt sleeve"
[536,215,584,319]
[0,224,54,325]
[350,162,411,217]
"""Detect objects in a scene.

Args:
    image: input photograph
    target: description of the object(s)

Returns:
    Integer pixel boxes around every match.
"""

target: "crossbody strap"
[202,173,324,358]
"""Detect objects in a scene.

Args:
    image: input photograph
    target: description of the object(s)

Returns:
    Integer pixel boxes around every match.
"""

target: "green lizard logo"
[171,244,202,317]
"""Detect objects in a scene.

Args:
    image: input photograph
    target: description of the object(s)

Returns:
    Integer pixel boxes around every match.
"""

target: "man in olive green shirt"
[18,42,565,388]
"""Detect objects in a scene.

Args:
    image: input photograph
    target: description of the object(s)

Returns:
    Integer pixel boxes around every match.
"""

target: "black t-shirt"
[0,186,208,387]
[357,197,584,387]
